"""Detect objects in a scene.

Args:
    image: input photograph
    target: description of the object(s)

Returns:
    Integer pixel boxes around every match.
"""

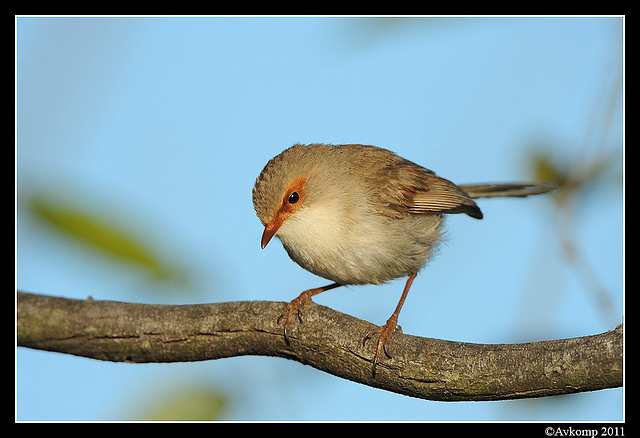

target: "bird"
[252,143,555,374]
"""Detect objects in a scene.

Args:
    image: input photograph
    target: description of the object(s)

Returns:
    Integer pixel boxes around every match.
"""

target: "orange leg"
[364,272,417,374]
[279,283,342,342]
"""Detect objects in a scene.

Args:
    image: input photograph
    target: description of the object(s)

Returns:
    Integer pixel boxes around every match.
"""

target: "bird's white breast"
[276,200,444,285]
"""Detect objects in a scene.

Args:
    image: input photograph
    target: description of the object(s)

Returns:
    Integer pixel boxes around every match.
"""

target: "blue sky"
[16,16,623,421]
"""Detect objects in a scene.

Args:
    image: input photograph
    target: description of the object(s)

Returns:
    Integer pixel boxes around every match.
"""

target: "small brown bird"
[252,143,554,372]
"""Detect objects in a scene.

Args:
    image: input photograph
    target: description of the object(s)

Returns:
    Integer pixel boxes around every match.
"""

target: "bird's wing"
[368,159,483,219]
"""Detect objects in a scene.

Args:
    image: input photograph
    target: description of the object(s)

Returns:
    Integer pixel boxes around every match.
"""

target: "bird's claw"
[364,317,400,376]
[278,290,315,344]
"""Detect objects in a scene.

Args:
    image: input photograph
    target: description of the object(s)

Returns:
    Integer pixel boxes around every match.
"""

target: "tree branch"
[17,291,623,402]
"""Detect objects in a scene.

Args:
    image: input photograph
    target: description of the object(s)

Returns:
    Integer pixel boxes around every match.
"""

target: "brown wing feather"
[410,174,483,219]
[368,156,483,219]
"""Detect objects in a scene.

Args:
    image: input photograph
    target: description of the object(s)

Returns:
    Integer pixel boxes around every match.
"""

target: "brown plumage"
[252,143,554,373]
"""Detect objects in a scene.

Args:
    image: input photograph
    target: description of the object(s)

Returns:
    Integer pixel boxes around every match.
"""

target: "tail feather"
[459,183,557,199]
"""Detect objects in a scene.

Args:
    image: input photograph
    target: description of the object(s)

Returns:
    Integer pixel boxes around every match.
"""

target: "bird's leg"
[279,282,342,343]
[364,272,417,375]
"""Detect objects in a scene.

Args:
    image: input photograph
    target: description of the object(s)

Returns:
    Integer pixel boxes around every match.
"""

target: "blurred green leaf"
[531,152,566,186]
[528,146,621,202]
[26,193,181,283]
[138,389,227,421]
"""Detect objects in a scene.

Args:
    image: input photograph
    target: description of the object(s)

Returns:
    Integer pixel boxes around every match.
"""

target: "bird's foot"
[364,315,401,376]
[277,283,341,344]
[278,289,316,343]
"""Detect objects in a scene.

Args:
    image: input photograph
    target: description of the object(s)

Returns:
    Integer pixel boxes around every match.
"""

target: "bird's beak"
[261,220,282,249]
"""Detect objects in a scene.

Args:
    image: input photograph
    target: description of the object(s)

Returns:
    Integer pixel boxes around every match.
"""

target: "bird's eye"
[288,191,300,204]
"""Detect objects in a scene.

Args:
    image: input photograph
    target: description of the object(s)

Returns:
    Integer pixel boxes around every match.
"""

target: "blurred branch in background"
[529,146,621,326]
[527,26,623,327]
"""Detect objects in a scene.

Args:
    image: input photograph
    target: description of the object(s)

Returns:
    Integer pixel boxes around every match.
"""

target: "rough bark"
[17,291,623,402]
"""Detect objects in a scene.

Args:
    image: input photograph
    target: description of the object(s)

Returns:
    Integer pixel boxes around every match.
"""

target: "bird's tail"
[459,183,557,199]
